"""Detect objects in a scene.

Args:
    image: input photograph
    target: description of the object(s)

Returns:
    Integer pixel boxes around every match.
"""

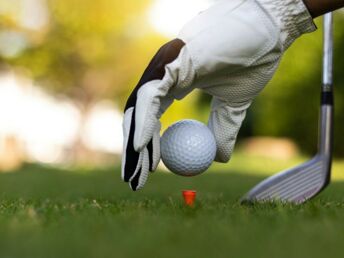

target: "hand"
[122,0,316,191]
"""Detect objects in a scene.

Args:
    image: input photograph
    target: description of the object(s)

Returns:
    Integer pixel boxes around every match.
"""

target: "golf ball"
[161,119,217,176]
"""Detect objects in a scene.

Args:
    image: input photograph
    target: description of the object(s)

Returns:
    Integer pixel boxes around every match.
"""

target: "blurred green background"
[0,0,343,169]
[0,0,344,164]
[1,2,344,258]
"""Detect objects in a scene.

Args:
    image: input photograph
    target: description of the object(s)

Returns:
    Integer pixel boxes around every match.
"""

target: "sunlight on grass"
[209,151,344,181]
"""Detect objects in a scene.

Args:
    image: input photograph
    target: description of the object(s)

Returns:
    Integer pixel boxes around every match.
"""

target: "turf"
[0,163,344,258]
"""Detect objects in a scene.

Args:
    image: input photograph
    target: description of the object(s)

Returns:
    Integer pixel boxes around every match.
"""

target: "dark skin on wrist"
[303,0,344,17]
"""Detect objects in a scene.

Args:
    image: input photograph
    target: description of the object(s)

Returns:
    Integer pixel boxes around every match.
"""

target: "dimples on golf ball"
[161,120,216,176]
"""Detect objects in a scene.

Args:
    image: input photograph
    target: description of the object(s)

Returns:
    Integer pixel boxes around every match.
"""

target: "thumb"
[134,79,174,151]
[208,98,251,163]
[134,48,196,151]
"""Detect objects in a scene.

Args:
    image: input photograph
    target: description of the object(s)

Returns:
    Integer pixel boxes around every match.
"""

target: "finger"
[121,107,141,182]
[133,80,164,151]
[134,47,196,151]
[137,98,167,173]
[129,147,150,191]
[123,38,188,183]
[208,97,251,163]
[128,40,197,152]
[124,39,185,113]
[150,125,161,172]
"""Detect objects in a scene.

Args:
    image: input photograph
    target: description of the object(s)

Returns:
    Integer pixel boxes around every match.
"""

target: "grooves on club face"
[241,103,333,205]
[240,154,331,205]
[241,104,333,205]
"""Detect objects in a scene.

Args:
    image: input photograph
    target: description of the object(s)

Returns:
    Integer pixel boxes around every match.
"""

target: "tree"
[0,0,168,162]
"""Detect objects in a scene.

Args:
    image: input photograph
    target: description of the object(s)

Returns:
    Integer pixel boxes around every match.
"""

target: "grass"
[0,154,344,258]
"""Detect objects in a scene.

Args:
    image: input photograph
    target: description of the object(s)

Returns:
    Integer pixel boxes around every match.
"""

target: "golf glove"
[122,0,316,190]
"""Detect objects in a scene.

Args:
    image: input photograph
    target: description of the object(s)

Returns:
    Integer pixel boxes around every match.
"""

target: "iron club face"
[241,154,331,204]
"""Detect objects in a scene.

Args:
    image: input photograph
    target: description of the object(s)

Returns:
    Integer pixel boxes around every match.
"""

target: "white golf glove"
[122,0,316,190]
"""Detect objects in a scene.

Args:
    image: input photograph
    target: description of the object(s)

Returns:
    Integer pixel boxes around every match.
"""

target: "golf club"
[241,13,334,204]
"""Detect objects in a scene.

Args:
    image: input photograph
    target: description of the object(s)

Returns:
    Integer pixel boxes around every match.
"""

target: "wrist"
[258,0,316,49]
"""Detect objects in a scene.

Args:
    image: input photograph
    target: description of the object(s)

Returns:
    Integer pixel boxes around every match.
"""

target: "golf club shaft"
[323,13,333,88]
[319,12,333,158]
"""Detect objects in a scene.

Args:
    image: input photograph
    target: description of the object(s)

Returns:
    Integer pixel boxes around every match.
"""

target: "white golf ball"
[160,119,217,176]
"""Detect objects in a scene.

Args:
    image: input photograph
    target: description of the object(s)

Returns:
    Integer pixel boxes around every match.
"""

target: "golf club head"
[241,102,333,204]
[240,154,331,204]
